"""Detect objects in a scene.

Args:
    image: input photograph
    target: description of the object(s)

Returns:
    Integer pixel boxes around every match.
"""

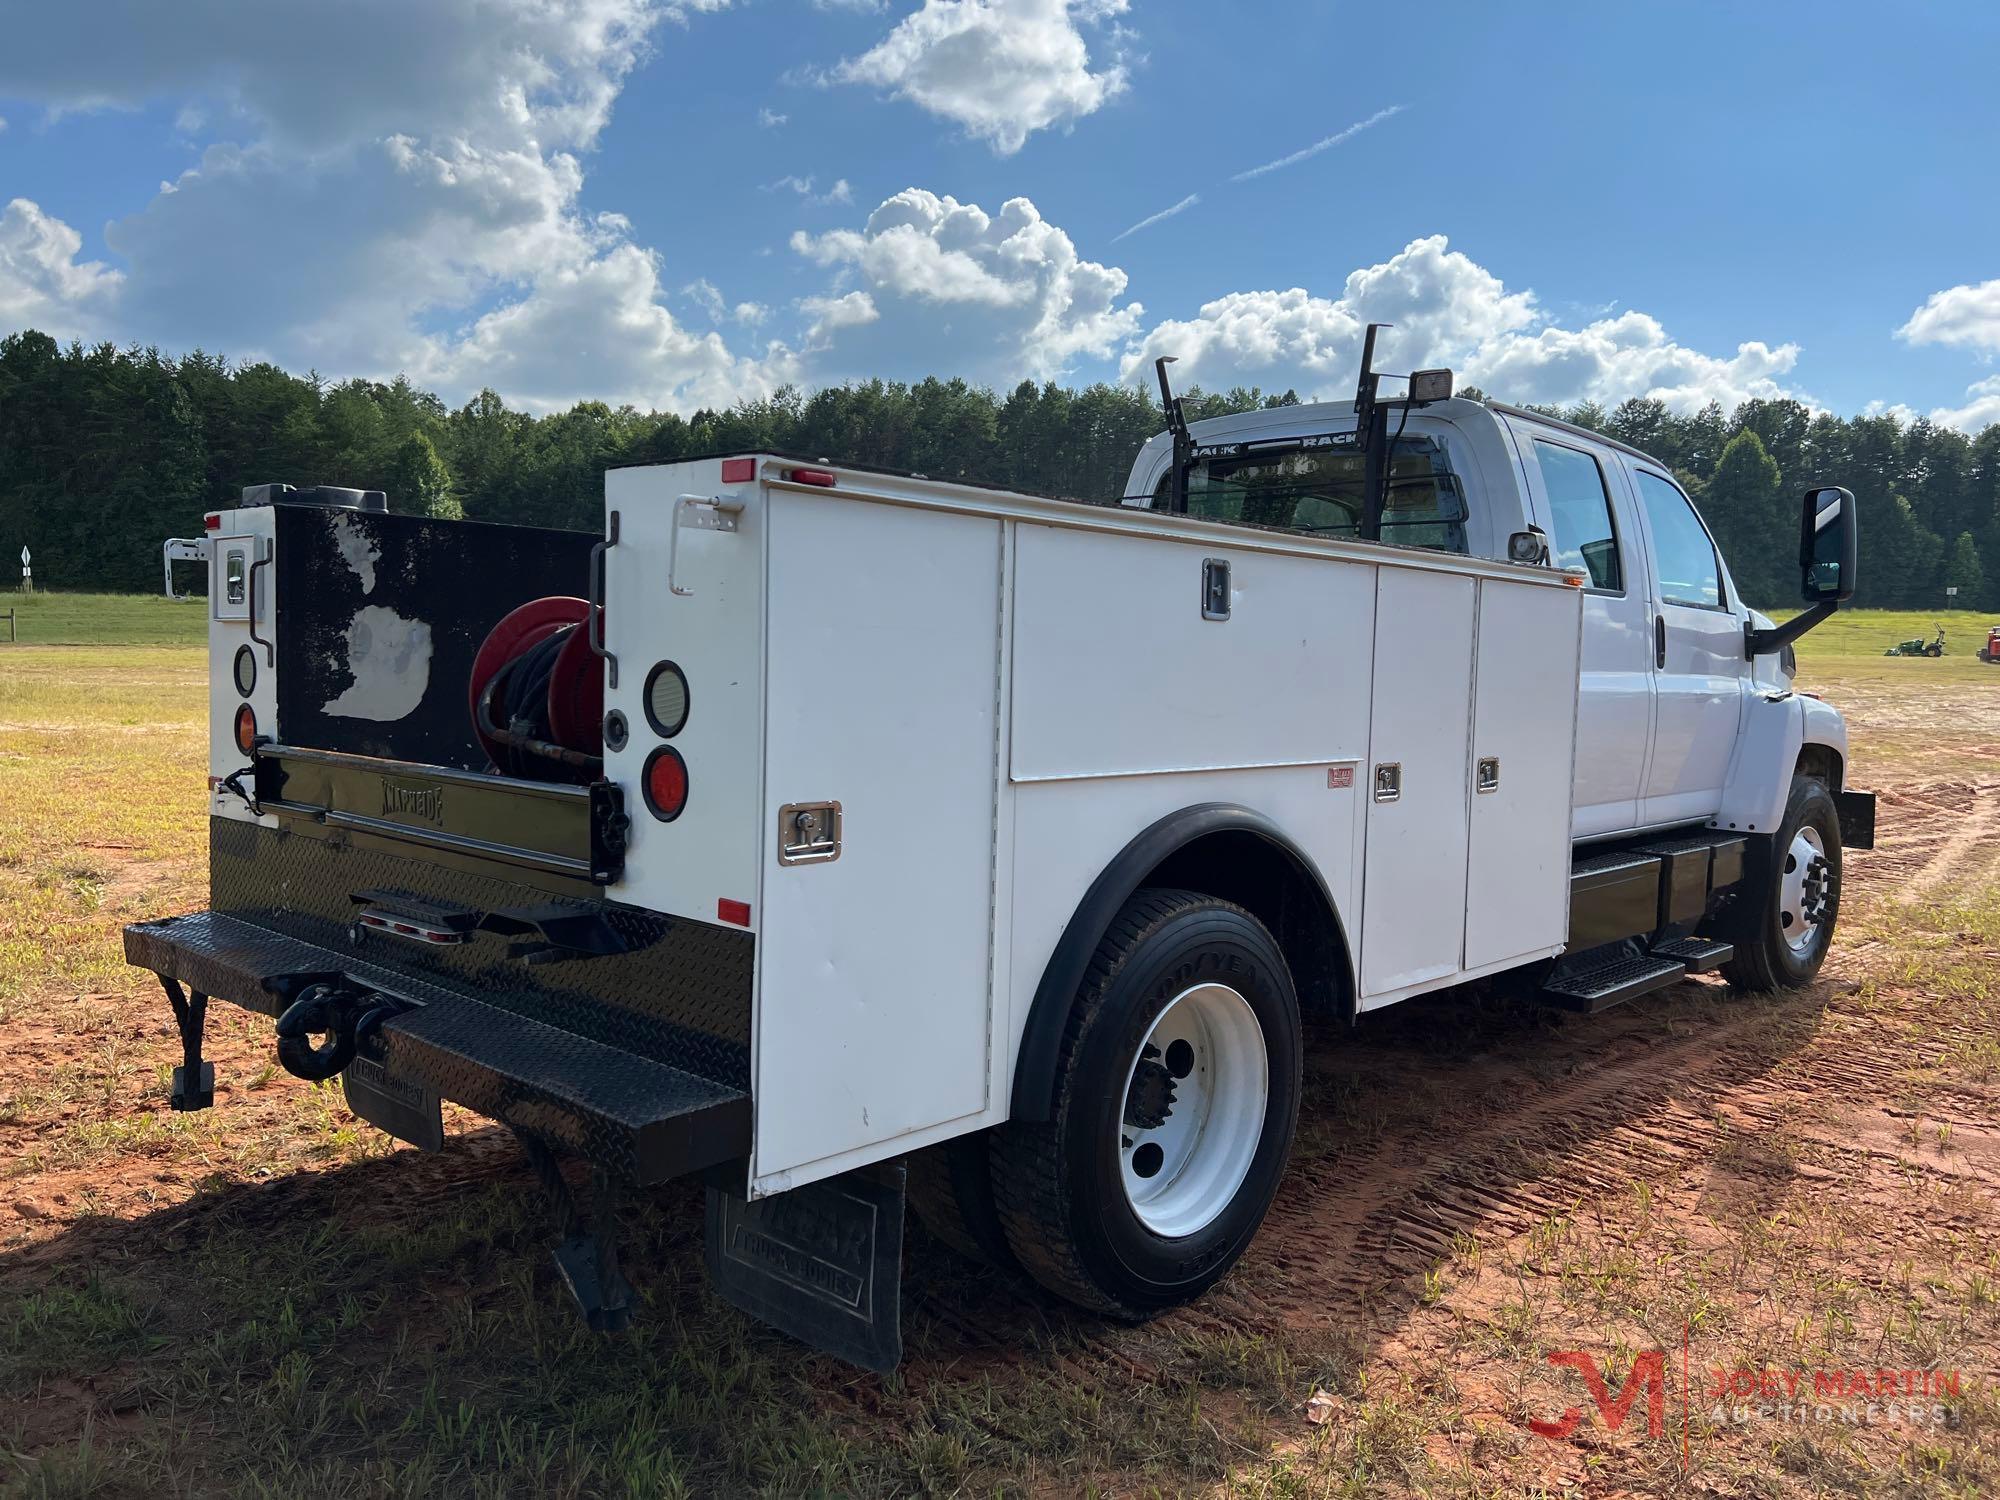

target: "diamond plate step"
[1541,954,1687,1014]
[125,910,749,1183]
[1651,937,1734,974]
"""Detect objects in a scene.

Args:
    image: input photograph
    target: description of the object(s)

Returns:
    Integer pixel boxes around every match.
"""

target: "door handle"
[1654,614,1666,670]
[588,509,619,689]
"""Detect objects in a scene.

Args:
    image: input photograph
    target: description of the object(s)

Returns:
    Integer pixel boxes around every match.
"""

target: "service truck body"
[130,389,1872,1370]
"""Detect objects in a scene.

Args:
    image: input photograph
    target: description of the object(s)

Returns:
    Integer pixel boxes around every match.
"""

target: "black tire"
[906,1129,1016,1270]
[988,888,1302,1319]
[1721,775,1842,992]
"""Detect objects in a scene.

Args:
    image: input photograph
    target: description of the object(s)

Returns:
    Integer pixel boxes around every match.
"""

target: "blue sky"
[4,1,1999,429]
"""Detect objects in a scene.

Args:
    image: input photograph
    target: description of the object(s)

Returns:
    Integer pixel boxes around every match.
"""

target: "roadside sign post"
[18,546,30,595]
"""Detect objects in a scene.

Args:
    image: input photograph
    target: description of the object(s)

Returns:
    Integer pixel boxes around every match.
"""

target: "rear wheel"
[989,889,1301,1318]
[1721,775,1842,992]
[906,1129,1014,1269]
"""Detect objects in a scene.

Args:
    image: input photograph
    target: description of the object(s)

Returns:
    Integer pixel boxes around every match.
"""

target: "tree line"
[0,327,1991,610]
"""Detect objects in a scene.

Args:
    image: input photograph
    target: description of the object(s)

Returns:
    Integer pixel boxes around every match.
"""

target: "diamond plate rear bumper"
[125,910,751,1185]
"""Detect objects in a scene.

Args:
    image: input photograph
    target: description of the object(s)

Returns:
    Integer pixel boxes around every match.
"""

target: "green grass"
[0,591,208,647]
[1774,606,1998,668]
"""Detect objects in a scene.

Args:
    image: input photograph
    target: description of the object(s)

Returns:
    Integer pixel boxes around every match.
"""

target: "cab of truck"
[1120,391,1854,846]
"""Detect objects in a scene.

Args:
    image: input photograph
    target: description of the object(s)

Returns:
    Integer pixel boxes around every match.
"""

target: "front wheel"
[1721,775,1842,992]
[989,889,1302,1318]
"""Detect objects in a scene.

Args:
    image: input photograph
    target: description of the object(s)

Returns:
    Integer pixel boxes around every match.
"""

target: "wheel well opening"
[1143,830,1352,1021]
[1796,744,1843,792]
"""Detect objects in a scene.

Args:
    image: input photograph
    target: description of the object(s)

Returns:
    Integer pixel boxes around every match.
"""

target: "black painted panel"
[209,819,752,1089]
[273,506,593,771]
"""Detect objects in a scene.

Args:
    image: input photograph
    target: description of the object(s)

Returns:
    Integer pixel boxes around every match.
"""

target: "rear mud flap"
[704,1162,905,1375]
[343,1056,444,1153]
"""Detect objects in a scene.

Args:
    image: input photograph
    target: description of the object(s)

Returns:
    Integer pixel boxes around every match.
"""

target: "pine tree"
[1701,430,1788,605]
[1945,531,1985,610]
[387,430,458,519]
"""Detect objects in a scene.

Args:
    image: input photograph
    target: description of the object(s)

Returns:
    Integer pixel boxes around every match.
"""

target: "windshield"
[1154,433,1469,553]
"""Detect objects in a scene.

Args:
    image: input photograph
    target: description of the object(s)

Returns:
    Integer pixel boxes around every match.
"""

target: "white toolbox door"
[1360,568,1476,998]
[754,493,1002,1180]
[1463,578,1582,970]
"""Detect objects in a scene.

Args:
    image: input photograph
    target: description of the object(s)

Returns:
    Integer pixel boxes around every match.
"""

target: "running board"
[1541,954,1688,1014]
[1651,936,1734,974]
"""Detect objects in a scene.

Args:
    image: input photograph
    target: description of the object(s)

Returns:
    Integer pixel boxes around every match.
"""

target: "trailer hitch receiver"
[275,982,399,1082]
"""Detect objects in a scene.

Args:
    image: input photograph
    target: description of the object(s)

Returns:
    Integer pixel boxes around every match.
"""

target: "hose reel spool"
[468,596,605,783]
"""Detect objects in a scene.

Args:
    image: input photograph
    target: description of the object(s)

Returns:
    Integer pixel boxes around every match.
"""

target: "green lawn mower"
[1884,624,1946,657]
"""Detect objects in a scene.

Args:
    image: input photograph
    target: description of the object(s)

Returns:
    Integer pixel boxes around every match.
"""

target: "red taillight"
[204,513,222,531]
[642,746,688,822]
[233,704,258,755]
[721,458,755,484]
[788,467,837,488]
[718,898,751,927]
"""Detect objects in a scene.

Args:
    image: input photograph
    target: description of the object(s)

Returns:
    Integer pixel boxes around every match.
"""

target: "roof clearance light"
[642,746,689,822]
[233,703,259,755]
[788,467,837,488]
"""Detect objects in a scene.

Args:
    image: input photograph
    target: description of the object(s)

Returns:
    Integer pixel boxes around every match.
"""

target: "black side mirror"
[1747,484,1861,659]
[1799,485,1857,604]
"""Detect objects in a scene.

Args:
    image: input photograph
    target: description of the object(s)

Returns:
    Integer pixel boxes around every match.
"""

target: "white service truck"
[127,332,1872,1371]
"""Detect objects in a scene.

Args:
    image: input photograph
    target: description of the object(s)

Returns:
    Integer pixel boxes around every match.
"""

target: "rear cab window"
[1156,432,1470,553]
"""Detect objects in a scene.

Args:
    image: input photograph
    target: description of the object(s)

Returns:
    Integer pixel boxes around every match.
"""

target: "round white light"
[644,661,689,738]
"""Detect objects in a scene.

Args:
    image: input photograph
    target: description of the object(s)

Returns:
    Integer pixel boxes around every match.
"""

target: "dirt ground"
[2,639,1998,1497]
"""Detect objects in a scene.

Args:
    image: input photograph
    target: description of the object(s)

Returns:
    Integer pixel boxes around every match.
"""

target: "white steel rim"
[1779,824,1830,957]
[1118,982,1268,1238]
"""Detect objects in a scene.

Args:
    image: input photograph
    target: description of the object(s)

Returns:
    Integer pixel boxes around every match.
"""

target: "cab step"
[1651,936,1734,973]
[1541,954,1687,1014]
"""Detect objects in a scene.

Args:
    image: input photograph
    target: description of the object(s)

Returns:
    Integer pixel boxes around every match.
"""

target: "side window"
[1633,470,1722,608]
[1531,440,1622,591]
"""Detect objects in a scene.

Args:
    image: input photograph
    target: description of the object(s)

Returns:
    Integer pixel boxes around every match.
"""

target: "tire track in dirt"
[1183,1001,1790,1332]
[1170,776,2000,1346]
[1896,780,2000,902]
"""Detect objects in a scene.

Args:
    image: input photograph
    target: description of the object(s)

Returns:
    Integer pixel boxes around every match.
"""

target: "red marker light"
[642,746,689,821]
[718,898,751,927]
[204,513,222,531]
[788,467,837,488]
[721,458,755,484]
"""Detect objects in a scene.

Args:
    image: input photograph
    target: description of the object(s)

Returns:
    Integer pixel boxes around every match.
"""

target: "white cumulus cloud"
[0,0,792,414]
[0,198,123,341]
[1120,235,1804,414]
[832,0,1132,155]
[791,187,1143,380]
[1898,278,2000,355]
[1922,376,2000,434]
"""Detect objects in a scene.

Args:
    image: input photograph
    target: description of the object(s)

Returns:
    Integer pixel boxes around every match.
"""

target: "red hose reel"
[468,596,604,779]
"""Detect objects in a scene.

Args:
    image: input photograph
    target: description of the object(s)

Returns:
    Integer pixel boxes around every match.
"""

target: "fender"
[1713,692,1805,837]
[1797,694,1850,781]
[1009,803,1352,1123]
